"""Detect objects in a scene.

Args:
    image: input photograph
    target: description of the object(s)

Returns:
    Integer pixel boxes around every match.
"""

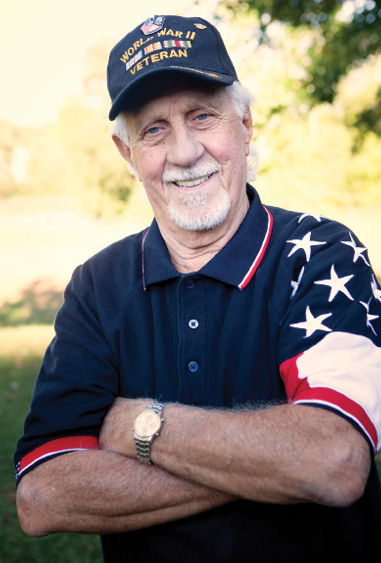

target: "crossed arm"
[16,398,371,537]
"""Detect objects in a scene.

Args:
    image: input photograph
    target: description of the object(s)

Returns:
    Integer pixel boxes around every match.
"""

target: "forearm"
[153,403,370,505]
[104,400,371,507]
[16,449,235,537]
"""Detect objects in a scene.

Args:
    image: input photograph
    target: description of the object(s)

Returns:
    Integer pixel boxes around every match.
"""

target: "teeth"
[175,175,209,188]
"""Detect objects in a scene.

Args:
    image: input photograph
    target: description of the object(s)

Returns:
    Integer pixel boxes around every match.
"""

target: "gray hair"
[112,80,259,181]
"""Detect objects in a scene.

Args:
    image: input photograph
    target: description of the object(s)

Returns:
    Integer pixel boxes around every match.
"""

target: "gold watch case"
[134,409,162,439]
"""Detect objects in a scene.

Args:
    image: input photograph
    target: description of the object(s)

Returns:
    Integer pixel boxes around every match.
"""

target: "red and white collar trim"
[238,205,273,290]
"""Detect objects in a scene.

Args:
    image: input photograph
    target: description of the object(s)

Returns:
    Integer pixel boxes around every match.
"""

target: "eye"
[146,125,161,136]
[195,113,209,122]
[192,111,217,127]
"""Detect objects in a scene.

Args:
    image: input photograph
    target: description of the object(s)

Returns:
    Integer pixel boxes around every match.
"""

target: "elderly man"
[15,15,381,562]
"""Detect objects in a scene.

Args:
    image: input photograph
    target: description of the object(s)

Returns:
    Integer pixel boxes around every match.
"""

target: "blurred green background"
[1,0,381,560]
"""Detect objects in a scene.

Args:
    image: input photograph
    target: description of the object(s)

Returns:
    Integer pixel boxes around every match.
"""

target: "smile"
[173,174,213,188]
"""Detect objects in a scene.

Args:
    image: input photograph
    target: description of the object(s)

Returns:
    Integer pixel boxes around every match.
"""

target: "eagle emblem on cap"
[141,15,165,35]
[194,23,207,29]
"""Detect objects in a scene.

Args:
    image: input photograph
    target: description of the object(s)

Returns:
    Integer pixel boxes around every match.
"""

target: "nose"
[166,123,204,168]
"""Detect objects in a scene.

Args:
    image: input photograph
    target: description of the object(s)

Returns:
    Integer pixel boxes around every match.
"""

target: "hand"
[99,397,151,457]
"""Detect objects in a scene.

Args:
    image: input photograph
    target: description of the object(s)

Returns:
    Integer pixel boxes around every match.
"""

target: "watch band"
[150,400,167,415]
[134,400,166,465]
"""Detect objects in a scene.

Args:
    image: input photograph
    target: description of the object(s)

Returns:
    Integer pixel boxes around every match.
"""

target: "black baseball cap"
[107,15,238,120]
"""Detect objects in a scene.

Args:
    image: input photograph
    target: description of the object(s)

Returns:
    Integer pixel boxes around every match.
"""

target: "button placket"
[177,276,206,403]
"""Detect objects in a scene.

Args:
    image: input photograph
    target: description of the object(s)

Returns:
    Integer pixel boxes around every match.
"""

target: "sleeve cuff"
[15,435,99,483]
[280,332,381,454]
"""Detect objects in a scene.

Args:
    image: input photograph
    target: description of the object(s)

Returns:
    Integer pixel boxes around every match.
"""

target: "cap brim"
[109,67,235,120]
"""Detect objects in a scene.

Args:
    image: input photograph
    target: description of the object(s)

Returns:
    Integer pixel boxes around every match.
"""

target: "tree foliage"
[0,37,136,215]
[224,0,381,103]
[212,5,381,207]
[0,121,35,197]
[46,98,134,216]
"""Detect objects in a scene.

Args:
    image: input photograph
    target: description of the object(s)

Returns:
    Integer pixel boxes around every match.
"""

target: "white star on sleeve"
[290,266,305,299]
[314,265,354,302]
[360,298,379,336]
[371,274,381,303]
[290,306,332,338]
[298,213,323,223]
[341,232,371,266]
[286,231,326,262]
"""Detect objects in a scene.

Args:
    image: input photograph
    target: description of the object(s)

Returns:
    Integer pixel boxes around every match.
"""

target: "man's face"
[120,85,252,234]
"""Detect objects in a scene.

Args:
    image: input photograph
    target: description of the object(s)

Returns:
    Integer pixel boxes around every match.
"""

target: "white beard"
[167,186,230,231]
[162,158,231,231]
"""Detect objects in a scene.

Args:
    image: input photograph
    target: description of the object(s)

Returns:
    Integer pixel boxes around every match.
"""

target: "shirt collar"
[142,184,273,291]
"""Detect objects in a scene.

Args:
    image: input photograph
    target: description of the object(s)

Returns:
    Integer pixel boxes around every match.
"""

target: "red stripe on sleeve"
[18,435,99,477]
[280,354,378,452]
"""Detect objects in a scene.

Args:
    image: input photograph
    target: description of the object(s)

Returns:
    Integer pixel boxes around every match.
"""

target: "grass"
[0,326,102,563]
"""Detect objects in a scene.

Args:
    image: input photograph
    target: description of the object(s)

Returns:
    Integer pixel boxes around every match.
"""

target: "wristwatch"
[133,401,167,464]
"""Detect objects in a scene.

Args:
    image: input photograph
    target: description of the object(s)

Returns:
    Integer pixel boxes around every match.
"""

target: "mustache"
[162,159,221,183]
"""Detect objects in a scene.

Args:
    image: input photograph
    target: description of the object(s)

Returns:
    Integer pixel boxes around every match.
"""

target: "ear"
[112,135,141,180]
[242,108,253,156]
[112,134,132,163]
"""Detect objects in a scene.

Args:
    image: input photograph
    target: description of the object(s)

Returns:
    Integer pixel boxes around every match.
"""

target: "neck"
[157,195,250,274]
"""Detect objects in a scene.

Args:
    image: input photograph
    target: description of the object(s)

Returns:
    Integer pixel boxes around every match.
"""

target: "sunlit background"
[1,1,381,560]
[1,0,207,127]
[1,0,380,314]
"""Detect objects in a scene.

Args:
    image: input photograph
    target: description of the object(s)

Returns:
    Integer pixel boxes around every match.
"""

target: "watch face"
[134,410,161,438]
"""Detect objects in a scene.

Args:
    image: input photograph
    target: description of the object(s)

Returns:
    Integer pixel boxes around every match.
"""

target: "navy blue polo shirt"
[15,185,381,561]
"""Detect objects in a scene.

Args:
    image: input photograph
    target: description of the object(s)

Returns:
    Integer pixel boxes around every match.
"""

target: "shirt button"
[186,280,195,290]
[188,319,199,329]
[187,361,199,373]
